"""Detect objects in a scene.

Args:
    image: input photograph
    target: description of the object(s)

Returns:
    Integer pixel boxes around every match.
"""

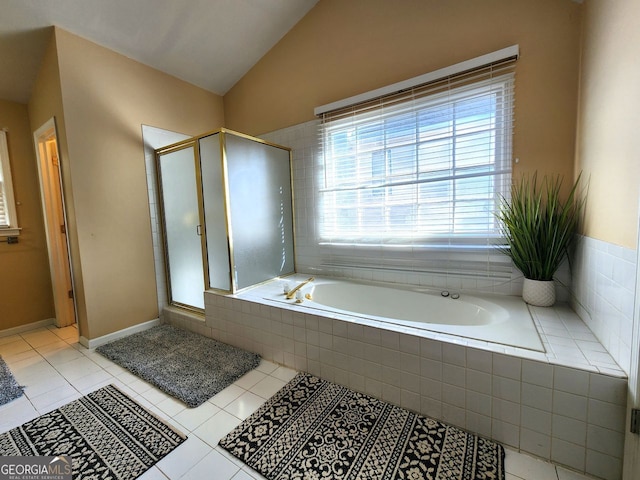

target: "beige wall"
[31,28,225,340]
[0,99,55,329]
[224,0,582,186]
[28,29,86,334]
[575,0,640,249]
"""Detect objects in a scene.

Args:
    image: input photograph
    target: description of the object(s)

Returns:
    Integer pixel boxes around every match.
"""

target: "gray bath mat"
[96,324,260,408]
[221,372,505,480]
[0,355,24,406]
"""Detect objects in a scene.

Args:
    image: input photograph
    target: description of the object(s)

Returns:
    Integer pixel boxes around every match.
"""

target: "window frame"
[318,73,514,249]
[0,130,21,236]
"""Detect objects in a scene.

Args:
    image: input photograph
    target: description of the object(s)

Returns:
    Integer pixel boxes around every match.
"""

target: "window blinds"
[317,52,516,249]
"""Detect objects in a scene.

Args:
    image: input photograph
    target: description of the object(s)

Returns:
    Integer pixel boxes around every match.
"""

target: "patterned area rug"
[220,373,505,480]
[97,324,260,408]
[0,355,24,406]
[0,384,185,479]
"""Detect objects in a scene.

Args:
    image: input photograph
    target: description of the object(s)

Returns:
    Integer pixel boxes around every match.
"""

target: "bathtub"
[261,277,544,352]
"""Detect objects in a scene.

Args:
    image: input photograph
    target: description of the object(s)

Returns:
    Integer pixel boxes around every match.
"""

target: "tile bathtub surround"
[570,235,636,376]
[160,292,629,480]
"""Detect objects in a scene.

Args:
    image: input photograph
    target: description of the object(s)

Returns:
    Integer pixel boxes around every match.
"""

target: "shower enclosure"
[156,128,295,311]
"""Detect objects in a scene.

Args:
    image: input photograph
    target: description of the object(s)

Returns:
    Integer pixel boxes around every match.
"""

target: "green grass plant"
[497,172,586,281]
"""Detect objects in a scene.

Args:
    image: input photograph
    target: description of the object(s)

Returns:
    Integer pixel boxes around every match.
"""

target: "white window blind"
[0,130,19,234]
[318,56,516,250]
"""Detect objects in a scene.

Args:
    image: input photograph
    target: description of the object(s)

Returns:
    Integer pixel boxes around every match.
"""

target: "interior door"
[34,118,76,327]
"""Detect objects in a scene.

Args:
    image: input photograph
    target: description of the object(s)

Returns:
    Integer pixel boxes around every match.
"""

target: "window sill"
[0,227,21,237]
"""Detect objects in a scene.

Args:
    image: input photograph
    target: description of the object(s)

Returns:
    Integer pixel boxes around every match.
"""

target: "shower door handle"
[196,225,202,236]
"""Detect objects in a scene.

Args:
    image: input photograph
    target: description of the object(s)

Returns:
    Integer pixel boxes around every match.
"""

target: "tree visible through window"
[320,74,514,247]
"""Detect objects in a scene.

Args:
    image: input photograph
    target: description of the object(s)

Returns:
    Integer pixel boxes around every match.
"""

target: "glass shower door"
[157,144,205,310]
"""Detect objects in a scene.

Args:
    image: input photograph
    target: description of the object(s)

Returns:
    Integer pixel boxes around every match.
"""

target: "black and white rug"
[0,355,24,406]
[96,324,260,408]
[0,384,186,479]
[220,372,505,480]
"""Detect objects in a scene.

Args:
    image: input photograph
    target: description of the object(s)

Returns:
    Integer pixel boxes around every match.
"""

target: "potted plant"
[496,172,586,306]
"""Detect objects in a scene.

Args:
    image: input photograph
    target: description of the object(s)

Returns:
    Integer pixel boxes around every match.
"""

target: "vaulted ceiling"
[0,0,318,104]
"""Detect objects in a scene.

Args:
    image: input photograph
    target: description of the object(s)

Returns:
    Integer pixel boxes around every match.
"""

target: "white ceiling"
[0,0,318,104]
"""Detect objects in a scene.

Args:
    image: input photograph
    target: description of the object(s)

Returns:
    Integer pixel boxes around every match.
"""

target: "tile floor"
[0,324,600,480]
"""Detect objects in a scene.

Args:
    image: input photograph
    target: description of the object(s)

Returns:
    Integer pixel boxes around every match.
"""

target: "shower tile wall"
[165,295,627,480]
[260,121,571,302]
[571,235,637,375]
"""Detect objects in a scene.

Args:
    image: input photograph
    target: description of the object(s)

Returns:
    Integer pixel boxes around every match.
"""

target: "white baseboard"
[79,318,160,349]
[0,318,55,338]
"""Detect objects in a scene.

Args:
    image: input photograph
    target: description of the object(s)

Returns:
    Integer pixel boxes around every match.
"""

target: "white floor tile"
[234,370,267,390]
[249,376,286,399]
[29,383,79,413]
[224,392,265,420]
[22,372,69,398]
[114,370,141,385]
[50,325,79,341]
[84,351,117,368]
[103,363,127,376]
[235,469,266,480]
[505,449,558,480]
[128,378,155,395]
[40,345,85,366]
[2,348,40,365]
[173,402,220,432]
[0,396,38,432]
[36,339,73,356]
[107,377,136,395]
[216,446,248,468]
[0,339,33,357]
[156,396,188,418]
[210,384,245,409]
[255,360,279,375]
[68,369,113,392]
[137,466,169,480]
[270,366,297,383]
[139,385,172,406]
[156,436,211,480]
[0,334,21,346]
[193,410,242,448]
[180,449,240,480]
[21,329,62,348]
[10,357,56,382]
[556,466,597,480]
[54,357,103,381]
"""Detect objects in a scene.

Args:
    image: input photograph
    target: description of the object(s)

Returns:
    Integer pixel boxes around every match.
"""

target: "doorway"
[34,118,76,328]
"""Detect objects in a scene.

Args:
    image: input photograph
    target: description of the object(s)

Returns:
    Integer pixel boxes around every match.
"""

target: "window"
[318,58,515,249]
[0,130,20,236]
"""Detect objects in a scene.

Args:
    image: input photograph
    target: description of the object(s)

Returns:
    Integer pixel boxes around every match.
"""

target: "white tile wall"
[165,290,628,480]
[571,235,637,375]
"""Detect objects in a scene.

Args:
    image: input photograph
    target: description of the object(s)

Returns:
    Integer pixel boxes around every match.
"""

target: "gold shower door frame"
[155,128,295,312]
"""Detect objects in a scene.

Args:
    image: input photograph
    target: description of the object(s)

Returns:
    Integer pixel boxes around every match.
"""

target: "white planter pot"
[522,278,556,307]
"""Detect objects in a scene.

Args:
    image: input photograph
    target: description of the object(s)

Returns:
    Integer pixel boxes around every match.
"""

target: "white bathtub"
[260,277,544,352]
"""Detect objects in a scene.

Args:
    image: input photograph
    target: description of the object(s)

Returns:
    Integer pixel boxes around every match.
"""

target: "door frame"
[33,118,77,328]
[623,199,640,478]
